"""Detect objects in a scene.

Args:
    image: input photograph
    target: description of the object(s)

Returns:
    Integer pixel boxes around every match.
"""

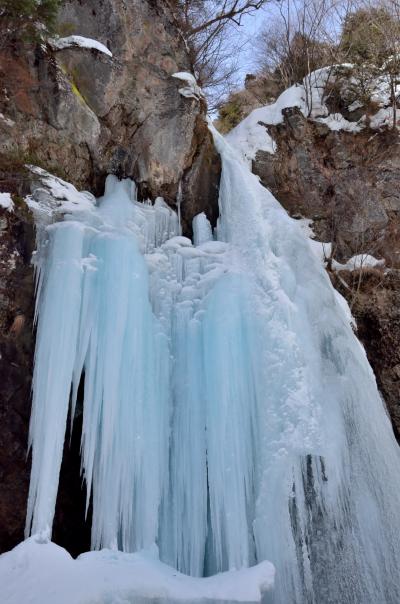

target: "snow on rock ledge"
[332,254,385,272]
[0,192,14,212]
[0,536,275,604]
[26,166,96,221]
[227,65,400,166]
[226,67,364,165]
[50,35,112,57]
[172,72,204,101]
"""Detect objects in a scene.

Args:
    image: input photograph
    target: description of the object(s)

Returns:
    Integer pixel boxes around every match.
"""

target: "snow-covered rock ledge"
[226,65,397,165]
[0,536,274,604]
[26,166,96,219]
[49,35,113,58]
[172,72,204,101]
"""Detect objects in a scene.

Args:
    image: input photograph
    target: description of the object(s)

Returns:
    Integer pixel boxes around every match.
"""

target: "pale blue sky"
[232,3,279,86]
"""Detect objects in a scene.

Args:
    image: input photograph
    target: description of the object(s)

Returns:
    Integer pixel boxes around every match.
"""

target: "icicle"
[192,212,213,246]
[27,177,172,552]
[26,221,86,538]
[176,181,183,235]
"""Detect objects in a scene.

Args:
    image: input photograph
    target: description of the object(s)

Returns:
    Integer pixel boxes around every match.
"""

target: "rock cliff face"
[254,108,399,263]
[252,109,400,437]
[331,269,400,442]
[0,0,219,209]
[0,196,35,553]
[0,0,220,554]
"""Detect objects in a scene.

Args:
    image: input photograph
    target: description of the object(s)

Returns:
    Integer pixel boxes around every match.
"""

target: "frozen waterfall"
[24,125,400,604]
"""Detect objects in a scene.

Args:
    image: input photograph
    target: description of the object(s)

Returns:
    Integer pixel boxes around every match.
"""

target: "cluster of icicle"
[26,125,400,603]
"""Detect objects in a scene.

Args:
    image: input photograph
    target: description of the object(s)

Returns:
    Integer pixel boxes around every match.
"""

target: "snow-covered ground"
[226,67,363,164]
[0,535,274,604]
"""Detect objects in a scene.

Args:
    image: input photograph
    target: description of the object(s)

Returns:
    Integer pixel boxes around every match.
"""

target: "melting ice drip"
[26,127,400,603]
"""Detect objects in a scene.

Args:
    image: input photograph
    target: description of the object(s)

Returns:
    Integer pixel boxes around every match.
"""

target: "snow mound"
[0,536,274,604]
[172,72,204,101]
[50,35,112,57]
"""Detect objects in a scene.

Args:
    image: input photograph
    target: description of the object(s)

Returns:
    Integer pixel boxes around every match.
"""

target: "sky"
[235,3,281,82]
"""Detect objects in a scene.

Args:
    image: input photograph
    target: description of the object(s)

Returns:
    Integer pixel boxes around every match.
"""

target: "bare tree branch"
[188,1,267,35]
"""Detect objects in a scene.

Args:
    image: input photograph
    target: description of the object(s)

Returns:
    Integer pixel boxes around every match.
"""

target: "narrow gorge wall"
[0,0,220,554]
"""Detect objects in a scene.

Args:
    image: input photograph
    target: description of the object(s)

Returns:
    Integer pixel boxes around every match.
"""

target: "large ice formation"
[15,126,400,603]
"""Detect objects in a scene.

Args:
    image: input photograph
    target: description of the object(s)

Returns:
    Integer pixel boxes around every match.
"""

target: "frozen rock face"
[332,269,400,440]
[250,107,400,437]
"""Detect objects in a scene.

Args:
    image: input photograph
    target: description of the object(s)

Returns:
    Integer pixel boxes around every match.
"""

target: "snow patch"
[369,107,394,130]
[50,35,112,57]
[332,253,385,271]
[315,113,365,132]
[172,72,204,101]
[227,64,400,165]
[0,192,14,212]
[0,113,15,128]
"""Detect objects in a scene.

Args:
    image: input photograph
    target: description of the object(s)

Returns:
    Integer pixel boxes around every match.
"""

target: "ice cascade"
[25,127,400,603]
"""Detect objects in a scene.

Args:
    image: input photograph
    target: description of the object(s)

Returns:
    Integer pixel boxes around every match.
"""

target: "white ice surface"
[210,124,400,603]
[0,535,274,604]
[193,212,213,246]
[296,218,332,263]
[50,35,112,57]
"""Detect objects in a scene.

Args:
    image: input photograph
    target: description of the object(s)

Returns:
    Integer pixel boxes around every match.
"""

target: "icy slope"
[211,125,400,603]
